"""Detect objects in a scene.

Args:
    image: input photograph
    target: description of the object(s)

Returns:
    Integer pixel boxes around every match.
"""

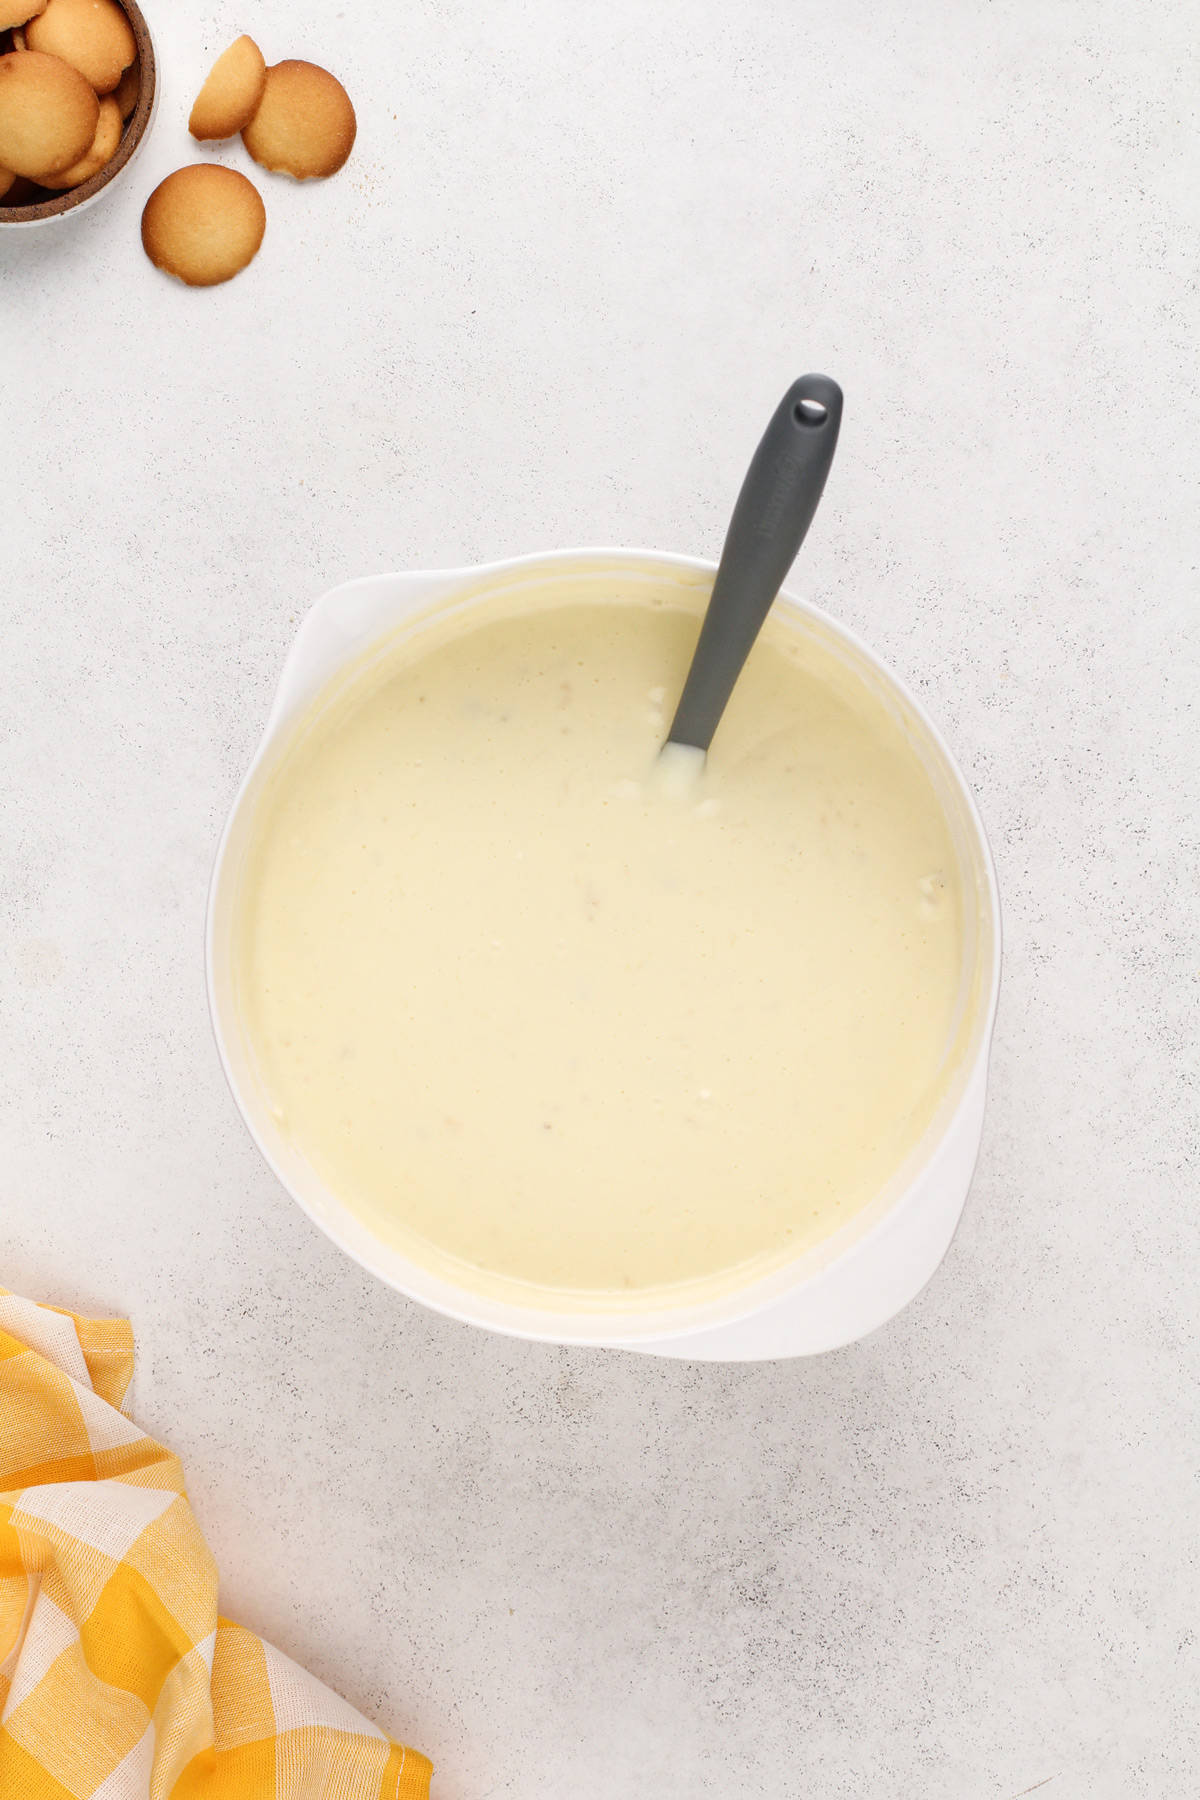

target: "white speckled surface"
[2,1,1197,1794]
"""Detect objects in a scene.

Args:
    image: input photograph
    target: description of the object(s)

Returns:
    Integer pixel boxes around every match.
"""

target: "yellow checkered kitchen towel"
[0,1287,432,1798]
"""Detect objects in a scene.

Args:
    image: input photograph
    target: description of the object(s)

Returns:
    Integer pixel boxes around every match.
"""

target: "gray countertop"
[2,1,1196,1794]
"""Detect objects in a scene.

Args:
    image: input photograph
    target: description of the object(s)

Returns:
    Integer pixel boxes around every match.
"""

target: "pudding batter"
[233,585,965,1308]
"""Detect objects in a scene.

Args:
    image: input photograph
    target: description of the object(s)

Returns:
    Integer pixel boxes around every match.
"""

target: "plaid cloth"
[0,1287,432,1798]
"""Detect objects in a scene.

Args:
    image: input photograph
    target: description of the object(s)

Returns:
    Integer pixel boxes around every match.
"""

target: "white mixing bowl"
[206,550,1001,1360]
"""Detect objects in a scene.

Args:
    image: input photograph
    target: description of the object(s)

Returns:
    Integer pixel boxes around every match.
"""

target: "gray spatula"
[666,374,843,755]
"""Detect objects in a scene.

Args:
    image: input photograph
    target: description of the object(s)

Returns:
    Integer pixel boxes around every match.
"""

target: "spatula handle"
[667,374,843,752]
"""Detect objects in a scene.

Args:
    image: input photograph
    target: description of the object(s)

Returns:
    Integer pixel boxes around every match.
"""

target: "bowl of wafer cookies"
[0,0,154,224]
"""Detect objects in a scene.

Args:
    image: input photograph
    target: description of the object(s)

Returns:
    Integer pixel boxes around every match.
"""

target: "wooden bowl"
[0,0,156,226]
